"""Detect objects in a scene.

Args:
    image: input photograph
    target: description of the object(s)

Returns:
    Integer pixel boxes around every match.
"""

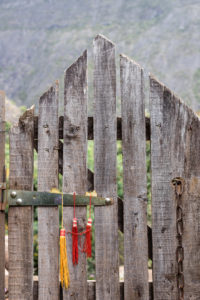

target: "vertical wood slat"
[182,103,200,299]
[37,82,59,299]
[9,107,34,300]
[0,91,5,300]
[62,50,88,300]
[120,55,149,299]
[150,77,178,299]
[151,75,200,299]
[93,34,119,300]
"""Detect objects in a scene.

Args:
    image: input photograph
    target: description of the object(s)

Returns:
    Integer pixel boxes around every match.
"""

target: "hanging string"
[72,192,78,264]
[89,193,92,218]
[67,193,93,260]
[60,191,70,289]
[61,191,64,229]
[82,193,92,257]
[73,191,76,219]
[67,194,92,236]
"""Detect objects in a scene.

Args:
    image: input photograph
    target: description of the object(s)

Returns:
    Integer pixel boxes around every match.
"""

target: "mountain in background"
[0,0,200,112]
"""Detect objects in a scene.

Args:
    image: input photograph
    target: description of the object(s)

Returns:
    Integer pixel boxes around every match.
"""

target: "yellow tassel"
[52,189,70,288]
[60,228,70,289]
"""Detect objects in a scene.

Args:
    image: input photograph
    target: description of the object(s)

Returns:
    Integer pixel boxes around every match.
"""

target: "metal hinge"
[7,190,113,207]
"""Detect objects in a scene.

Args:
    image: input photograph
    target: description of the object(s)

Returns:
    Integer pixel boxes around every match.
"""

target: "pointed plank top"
[94,34,115,50]
[39,81,58,104]
[64,50,87,76]
[150,74,199,121]
[120,53,143,69]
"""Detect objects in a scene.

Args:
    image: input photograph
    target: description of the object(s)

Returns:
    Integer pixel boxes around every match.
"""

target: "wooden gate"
[1,34,200,300]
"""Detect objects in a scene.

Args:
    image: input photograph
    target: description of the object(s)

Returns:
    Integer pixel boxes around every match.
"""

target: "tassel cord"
[60,191,70,289]
[82,194,92,256]
[72,192,78,264]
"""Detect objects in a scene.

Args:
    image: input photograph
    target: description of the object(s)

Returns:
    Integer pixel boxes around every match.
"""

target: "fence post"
[150,75,200,299]
[0,91,5,300]
[62,51,88,300]
[93,34,120,300]
[120,55,149,299]
[9,106,34,299]
[150,76,178,299]
[37,82,60,299]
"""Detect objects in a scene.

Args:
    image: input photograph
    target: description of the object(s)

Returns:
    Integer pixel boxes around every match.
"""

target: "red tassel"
[83,217,92,257]
[72,218,78,265]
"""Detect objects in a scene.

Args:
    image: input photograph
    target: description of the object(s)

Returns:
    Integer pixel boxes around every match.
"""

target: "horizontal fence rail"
[33,116,151,141]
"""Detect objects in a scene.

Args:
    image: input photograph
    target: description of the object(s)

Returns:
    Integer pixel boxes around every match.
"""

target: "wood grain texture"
[37,82,59,299]
[182,113,200,299]
[62,51,88,300]
[9,106,34,300]
[150,75,200,299]
[0,91,5,300]
[120,55,149,299]
[93,34,119,300]
[150,77,178,299]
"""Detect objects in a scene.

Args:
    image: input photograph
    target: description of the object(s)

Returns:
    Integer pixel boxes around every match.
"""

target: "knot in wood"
[171,177,184,196]
[65,124,80,138]
[19,119,25,130]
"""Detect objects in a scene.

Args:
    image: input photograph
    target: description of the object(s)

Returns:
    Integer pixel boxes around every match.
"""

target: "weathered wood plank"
[0,91,5,300]
[37,82,59,299]
[150,75,200,299]
[62,51,88,299]
[150,77,178,299]
[9,107,34,300]
[172,97,200,298]
[93,34,119,300]
[120,54,149,299]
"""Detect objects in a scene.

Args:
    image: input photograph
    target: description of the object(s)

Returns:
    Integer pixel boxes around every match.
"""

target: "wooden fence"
[0,34,200,299]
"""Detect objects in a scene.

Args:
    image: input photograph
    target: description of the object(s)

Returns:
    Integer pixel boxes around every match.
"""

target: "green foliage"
[5,122,10,169]
[86,207,95,279]
[20,105,27,113]
[146,141,151,225]
[117,142,123,199]
[87,141,94,172]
